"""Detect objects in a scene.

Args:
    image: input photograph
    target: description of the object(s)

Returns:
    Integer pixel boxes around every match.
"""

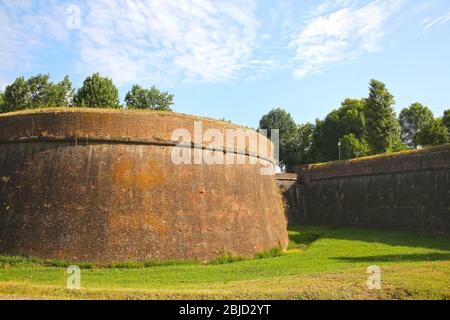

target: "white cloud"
[423,11,450,34]
[310,0,352,16]
[0,0,270,85]
[290,0,403,79]
[0,0,411,85]
[0,0,69,72]
[76,0,263,85]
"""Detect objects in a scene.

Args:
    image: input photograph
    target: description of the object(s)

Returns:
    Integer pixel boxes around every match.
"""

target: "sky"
[1,0,449,128]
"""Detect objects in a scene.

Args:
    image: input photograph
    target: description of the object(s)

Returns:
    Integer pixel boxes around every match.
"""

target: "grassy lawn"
[0,225,449,300]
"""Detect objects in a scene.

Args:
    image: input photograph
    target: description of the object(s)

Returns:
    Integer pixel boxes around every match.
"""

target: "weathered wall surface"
[275,173,302,225]
[0,109,288,263]
[293,145,450,234]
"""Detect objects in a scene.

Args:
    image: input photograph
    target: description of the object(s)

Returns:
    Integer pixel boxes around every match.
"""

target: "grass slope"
[0,225,449,300]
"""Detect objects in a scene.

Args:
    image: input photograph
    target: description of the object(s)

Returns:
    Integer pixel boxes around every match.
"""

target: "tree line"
[1,75,448,171]
[0,73,174,113]
[259,79,450,172]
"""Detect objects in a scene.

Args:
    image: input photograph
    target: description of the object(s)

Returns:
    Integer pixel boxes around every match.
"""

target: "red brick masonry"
[0,109,288,263]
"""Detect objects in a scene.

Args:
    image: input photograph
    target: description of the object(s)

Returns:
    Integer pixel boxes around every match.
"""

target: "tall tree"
[125,84,174,111]
[399,103,434,148]
[259,108,298,171]
[310,110,340,162]
[338,98,366,138]
[307,118,325,163]
[308,99,366,162]
[295,122,315,164]
[74,73,120,108]
[284,122,315,171]
[364,79,401,153]
[415,118,449,146]
[340,133,370,160]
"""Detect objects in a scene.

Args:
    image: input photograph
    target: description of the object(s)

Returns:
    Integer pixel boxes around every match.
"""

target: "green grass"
[0,247,284,269]
[0,225,449,300]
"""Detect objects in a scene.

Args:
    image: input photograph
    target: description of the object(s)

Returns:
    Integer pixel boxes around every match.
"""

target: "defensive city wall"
[277,144,450,235]
[0,108,288,263]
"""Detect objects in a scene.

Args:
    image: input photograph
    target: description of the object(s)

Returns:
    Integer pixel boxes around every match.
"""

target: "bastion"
[0,108,288,263]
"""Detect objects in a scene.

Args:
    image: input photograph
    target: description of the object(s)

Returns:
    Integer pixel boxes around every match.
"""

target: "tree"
[1,74,74,113]
[48,75,74,107]
[340,134,370,160]
[74,73,120,108]
[0,91,4,112]
[27,74,74,108]
[364,79,401,153]
[27,74,53,109]
[125,84,174,111]
[310,111,340,162]
[338,98,366,138]
[442,109,450,137]
[307,99,366,162]
[399,103,434,148]
[2,77,29,112]
[259,108,298,171]
[283,122,315,171]
[295,122,315,164]
[307,118,325,163]
[415,118,449,146]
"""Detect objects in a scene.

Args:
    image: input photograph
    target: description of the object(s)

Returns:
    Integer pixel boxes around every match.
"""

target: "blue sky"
[1,0,449,128]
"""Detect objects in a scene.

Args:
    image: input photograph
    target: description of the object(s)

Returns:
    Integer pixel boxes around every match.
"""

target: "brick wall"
[279,145,450,234]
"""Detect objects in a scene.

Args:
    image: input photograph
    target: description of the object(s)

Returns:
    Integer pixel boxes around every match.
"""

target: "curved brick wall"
[0,109,288,263]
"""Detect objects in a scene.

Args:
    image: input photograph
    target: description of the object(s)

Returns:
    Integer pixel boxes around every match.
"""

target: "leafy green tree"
[310,111,340,162]
[442,109,450,137]
[27,74,53,109]
[125,84,174,111]
[295,122,315,164]
[283,122,315,171]
[399,103,434,148]
[338,98,366,138]
[308,99,366,162]
[2,77,29,112]
[340,134,370,160]
[48,76,74,107]
[259,108,298,171]
[364,79,401,153]
[1,74,73,113]
[307,118,325,163]
[415,118,449,146]
[0,91,4,112]
[74,73,120,108]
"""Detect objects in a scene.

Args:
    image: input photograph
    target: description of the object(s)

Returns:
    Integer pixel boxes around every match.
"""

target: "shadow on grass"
[289,225,450,252]
[332,253,450,263]
[288,231,320,249]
